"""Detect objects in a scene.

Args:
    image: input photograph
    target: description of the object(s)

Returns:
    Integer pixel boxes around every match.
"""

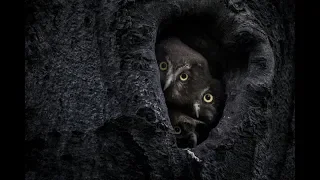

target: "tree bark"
[25,0,295,179]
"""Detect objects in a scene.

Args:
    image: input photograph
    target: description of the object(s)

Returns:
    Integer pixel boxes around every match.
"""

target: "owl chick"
[169,109,206,148]
[156,37,211,91]
[166,78,224,128]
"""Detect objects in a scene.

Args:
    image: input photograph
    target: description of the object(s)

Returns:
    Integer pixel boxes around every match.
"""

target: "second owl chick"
[166,78,224,128]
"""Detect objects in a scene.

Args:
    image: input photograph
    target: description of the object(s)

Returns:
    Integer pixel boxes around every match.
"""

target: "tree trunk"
[25,0,295,179]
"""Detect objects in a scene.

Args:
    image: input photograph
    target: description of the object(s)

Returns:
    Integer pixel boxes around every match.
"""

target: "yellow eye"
[203,93,214,103]
[174,126,181,134]
[179,73,188,81]
[159,62,168,71]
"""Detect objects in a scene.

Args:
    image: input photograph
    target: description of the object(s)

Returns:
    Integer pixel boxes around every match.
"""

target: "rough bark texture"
[25,0,295,179]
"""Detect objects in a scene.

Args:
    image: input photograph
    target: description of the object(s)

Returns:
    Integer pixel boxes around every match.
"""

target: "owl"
[168,109,206,148]
[156,37,224,127]
[155,37,211,91]
[165,78,224,128]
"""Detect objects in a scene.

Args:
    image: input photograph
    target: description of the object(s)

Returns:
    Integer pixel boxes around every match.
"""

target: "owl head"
[188,79,223,126]
[166,78,224,127]
[169,110,206,148]
[156,37,211,90]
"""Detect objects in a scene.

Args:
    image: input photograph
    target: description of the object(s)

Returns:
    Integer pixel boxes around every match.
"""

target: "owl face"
[166,78,223,126]
[189,79,223,126]
[156,37,210,90]
[169,110,206,148]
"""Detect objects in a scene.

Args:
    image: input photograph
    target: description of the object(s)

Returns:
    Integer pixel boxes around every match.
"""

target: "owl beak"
[194,119,205,125]
[193,103,200,118]
[163,74,173,91]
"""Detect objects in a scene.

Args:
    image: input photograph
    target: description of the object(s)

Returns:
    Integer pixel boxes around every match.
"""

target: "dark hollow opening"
[156,14,251,148]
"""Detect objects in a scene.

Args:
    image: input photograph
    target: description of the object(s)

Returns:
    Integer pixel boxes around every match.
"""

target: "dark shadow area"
[157,14,251,80]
